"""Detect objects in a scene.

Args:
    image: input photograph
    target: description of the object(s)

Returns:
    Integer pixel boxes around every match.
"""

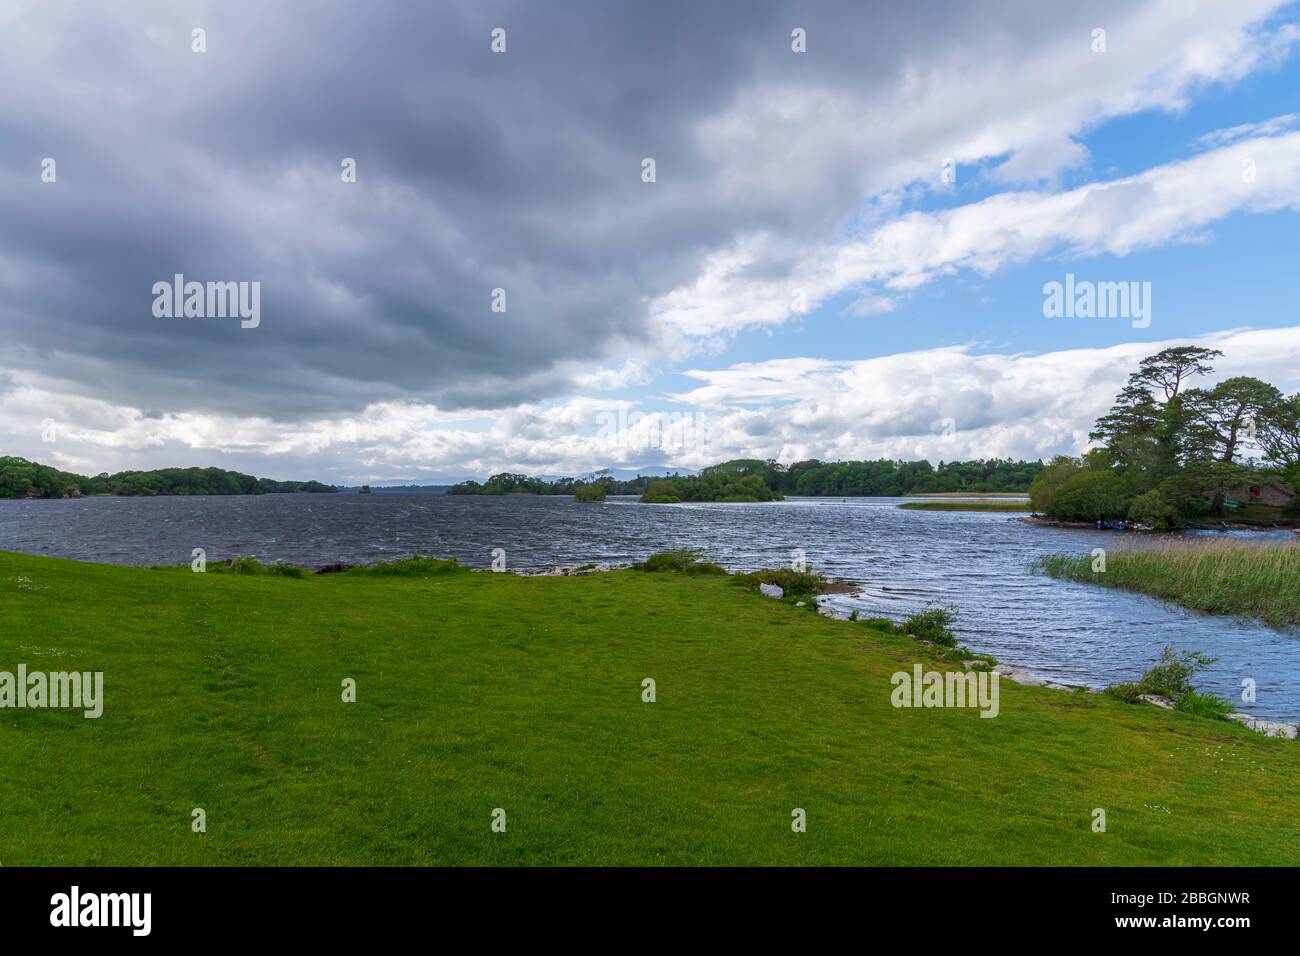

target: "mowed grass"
[899,501,1029,512]
[1039,540,1300,630]
[1,549,1296,866]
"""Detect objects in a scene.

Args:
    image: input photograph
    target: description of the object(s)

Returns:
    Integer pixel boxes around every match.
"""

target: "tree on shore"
[0,456,337,499]
[1036,349,1296,526]
[1090,347,1221,482]
[1253,392,1300,480]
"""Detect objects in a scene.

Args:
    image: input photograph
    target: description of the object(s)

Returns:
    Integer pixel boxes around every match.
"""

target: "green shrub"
[1136,645,1217,701]
[636,550,727,575]
[573,482,607,502]
[1104,646,1230,721]
[858,617,899,633]
[1043,470,1132,521]
[206,556,306,577]
[212,556,265,575]
[1127,489,1178,529]
[903,606,958,647]
[638,550,694,572]
[1028,456,1082,513]
[1175,691,1233,721]
[930,645,996,666]
[370,555,466,576]
[1104,682,1142,703]
[734,567,828,595]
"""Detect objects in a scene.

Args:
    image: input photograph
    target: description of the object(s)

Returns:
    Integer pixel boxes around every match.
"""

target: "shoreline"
[1020,514,1300,532]
[788,572,1298,734]
[810,585,1299,737]
[5,545,1297,866]
[5,545,1297,727]
[501,553,1300,732]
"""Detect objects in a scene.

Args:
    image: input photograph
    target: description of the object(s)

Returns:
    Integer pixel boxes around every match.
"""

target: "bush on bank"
[1105,645,1234,720]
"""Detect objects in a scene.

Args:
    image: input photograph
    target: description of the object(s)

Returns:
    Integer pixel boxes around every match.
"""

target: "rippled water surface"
[2,494,1297,720]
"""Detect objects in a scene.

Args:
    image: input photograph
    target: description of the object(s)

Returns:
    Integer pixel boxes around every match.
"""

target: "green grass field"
[1,549,1296,865]
[899,500,1030,512]
[1038,541,1300,630]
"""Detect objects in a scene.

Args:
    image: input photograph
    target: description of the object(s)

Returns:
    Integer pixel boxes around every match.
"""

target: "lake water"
[2,493,1297,721]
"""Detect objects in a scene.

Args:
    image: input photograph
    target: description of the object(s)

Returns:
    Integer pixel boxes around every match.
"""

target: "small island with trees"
[572,482,607,502]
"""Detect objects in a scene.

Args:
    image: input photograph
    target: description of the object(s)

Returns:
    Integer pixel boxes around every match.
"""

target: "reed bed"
[1038,539,1300,629]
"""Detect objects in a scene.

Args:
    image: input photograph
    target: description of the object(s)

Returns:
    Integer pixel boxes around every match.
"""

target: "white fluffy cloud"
[1195,112,1298,149]
[653,130,1300,335]
[646,0,1299,341]
[3,1,1299,481]
[5,327,1297,481]
[668,326,1300,466]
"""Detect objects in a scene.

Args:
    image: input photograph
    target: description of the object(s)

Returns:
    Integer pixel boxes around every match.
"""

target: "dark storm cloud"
[0,0,1125,419]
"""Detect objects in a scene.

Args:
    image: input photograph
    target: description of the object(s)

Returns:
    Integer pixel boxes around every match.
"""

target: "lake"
[2,493,1297,721]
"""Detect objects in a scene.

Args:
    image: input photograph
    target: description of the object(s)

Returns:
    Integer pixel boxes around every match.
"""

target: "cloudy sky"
[3,0,1299,484]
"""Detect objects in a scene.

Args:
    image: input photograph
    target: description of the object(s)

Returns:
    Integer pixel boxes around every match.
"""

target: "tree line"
[450,458,1046,502]
[1030,347,1299,527]
[0,456,338,499]
[448,473,644,496]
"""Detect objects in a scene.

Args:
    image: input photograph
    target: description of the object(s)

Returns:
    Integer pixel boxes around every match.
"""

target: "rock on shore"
[1227,713,1299,739]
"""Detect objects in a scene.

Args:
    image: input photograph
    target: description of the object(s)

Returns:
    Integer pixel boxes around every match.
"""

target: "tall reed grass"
[1037,539,1300,629]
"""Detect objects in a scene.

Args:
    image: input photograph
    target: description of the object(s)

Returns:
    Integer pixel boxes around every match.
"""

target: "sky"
[2,0,1299,484]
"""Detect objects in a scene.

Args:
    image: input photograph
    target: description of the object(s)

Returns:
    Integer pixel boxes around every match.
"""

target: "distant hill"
[0,456,337,499]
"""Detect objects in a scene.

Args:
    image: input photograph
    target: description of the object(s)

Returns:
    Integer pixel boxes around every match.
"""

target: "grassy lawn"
[1,549,1295,866]
[1038,541,1300,630]
[899,500,1030,512]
